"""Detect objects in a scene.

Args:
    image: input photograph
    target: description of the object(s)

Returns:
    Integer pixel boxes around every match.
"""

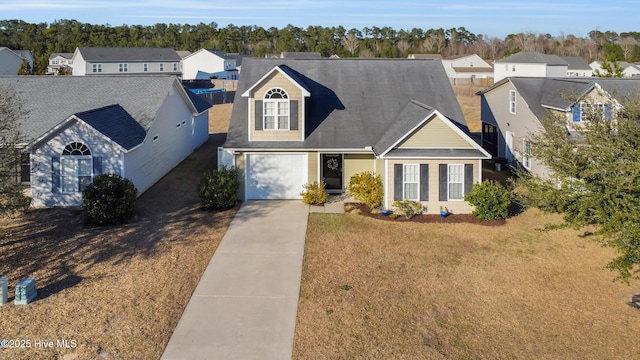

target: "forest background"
[0,19,638,75]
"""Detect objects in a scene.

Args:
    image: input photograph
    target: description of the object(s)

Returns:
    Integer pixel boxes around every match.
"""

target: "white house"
[441,54,493,80]
[0,47,26,75]
[181,49,239,80]
[494,52,568,82]
[0,75,211,207]
[71,47,182,76]
[561,56,593,77]
[590,60,640,77]
[47,53,74,74]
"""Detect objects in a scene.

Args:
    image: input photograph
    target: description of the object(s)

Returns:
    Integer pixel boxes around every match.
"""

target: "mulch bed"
[345,202,506,226]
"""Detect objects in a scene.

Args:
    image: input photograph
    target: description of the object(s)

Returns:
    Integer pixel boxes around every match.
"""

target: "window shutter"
[51,156,60,194]
[255,100,263,130]
[419,164,429,201]
[93,157,102,176]
[464,164,473,195]
[439,164,447,201]
[290,100,298,130]
[572,104,581,122]
[394,164,403,201]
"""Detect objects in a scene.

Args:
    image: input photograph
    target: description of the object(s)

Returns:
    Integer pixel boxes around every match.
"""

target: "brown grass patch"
[293,210,640,359]
[209,103,233,134]
[0,136,237,359]
[454,84,482,133]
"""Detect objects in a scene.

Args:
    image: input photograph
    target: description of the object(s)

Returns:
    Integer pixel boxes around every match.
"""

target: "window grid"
[523,139,531,170]
[61,143,92,193]
[143,63,148,72]
[448,164,464,200]
[509,90,516,114]
[119,63,128,72]
[159,63,164,71]
[403,164,419,201]
[263,88,290,130]
[92,63,103,73]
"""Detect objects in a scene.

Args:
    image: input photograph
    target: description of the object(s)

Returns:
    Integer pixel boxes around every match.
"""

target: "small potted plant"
[440,206,448,218]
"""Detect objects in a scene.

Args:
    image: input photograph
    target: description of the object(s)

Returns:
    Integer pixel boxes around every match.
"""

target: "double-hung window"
[403,164,419,200]
[159,63,164,72]
[143,63,148,72]
[119,63,128,72]
[61,142,92,193]
[92,63,103,73]
[509,90,516,114]
[263,88,289,130]
[523,139,531,170]
[448,164,464,200]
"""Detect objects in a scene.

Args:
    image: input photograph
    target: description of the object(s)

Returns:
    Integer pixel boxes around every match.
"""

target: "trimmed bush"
[82,173,137,226]
[347,171,384,210]
[198,165,240,210]
[392,200,423,219]
[464,180,511,221]
[301,181,329,205]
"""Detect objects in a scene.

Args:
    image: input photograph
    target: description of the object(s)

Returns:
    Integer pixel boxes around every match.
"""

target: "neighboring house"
[0,47,26,75]
[265,52,322,59]
[181,49,240,80]
[494,52,569,82]
[561,56,593,77]
[476,77,640,177]
[71,47,182,76]
[222,58,491,213]
[441,54,493,80]
[13,50,34,73]
[47,53,74,74]
[0,75,211,207]
[408,54,443,59]
[590,60,640,77]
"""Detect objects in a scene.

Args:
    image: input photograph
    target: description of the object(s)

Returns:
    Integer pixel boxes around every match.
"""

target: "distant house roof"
[176,50,191,58]
[75,104,146,151]
[559,56,591,71]
[0,75,208,145]
[280,52,322,59]
[409,54,442,59]
[75,47,181,62]
[495,52,567,66]
[49,53,73,60]
[12,50,33,60]
[226,58,467,151]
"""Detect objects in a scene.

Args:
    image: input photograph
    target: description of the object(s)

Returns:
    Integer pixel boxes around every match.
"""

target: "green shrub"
[464,180,511,221]
[347,171,383,210]
[392,200,424,219]
[198,165,240,210]
[82,173,137,226]
[301,181,329,205]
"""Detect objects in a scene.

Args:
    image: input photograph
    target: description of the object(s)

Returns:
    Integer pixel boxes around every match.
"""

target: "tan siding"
[248,71,304,141]
[385,159,479,214]
[235,154,245,200]
[399,116,473,148]
[343,154,375,186]
[308,152,318,183]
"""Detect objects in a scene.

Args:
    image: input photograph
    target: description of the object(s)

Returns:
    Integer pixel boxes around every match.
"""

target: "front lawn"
[293,209,640,359]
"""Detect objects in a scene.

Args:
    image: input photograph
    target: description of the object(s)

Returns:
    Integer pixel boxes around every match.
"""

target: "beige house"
[222,58,490,213]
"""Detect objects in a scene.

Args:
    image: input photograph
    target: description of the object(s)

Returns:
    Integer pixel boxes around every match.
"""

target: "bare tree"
[618,36,638,61]
[340,33,359,56]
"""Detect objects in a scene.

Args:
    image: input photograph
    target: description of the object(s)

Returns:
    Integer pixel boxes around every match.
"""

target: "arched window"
[263,88,289,130]
[61,142,93,193]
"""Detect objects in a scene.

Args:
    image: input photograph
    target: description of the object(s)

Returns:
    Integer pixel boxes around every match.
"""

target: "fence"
[449,77,493,87]
[194,91,236,105]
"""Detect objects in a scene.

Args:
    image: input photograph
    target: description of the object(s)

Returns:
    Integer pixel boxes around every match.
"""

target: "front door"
[321,154,343,192]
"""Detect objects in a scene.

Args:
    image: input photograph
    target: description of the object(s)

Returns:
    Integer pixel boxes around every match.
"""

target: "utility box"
[14,278,37,305]
[0,277,7,305]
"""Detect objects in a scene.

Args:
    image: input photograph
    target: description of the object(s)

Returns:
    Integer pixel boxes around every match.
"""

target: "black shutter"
[255,100,263,130]
[439,164,447,201]
[394,164,403,201]
[464,164,474,195]
[52,156,60,194]
[420,164,429,201]
[290,100,298,130]
[93,157,102,177]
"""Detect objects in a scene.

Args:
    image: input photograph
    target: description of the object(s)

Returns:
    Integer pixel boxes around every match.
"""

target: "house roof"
[75,47,181,62]
[280,52,322,59]
[226,58,467,150]
[0,75,207,145]
[49,53,74,60]
[559,56,591,70]
[495,52,567,66]
[74,104,146,151]
[409,54,442,59]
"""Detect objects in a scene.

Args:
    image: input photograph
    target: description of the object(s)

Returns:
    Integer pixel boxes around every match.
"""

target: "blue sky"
[0,0,636,38]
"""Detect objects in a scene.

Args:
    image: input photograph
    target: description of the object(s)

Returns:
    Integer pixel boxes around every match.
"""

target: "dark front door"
[322,154,343,191]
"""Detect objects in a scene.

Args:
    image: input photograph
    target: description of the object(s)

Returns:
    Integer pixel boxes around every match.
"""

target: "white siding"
[181,49,231,80]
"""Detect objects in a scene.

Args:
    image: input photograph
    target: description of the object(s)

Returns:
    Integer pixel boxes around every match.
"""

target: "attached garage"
[245,153,308,199]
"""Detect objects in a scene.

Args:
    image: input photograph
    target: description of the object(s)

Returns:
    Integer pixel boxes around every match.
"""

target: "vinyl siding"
[344,154,375,186]
[398,116,474,148]
[308,151,318,183]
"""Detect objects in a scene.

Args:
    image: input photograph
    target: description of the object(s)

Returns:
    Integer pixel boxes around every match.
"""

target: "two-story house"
[590,60,640,77]
[494,52,569,82]
[47,53,74,74]
[180,49,239,80]
[71,47,182,76]
[221,58,491,213]
[477,77,640,177]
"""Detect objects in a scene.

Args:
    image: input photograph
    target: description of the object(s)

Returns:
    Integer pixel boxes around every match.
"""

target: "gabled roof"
[75,105,146,151]
[49,53,73,60]
[559,56,591,71]
[241,65,311,97]
[280,52,321,59]
[495,52,567,66]
[0,47,22,59]
[0,75,207,144]
[75,47,181,62]
[226,58,466,150]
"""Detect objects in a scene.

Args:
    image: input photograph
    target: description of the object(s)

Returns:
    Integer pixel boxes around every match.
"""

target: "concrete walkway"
[161,200,310,360]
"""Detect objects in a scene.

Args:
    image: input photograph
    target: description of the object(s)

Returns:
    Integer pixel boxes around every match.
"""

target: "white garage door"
[246,153,308,199]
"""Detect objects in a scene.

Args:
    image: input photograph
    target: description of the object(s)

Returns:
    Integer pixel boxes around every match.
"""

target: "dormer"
[242,65,311,141]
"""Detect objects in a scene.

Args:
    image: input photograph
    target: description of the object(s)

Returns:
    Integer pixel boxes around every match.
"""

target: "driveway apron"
[161,200,309,360]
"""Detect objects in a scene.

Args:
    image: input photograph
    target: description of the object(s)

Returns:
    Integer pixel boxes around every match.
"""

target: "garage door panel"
[247,154,307,199]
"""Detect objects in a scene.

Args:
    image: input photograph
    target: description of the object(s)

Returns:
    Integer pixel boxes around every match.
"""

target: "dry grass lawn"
[293,210,640,359]
[0,108,234,359]
[453,84,483,133]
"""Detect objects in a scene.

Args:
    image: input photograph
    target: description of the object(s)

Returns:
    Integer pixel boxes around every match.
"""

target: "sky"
[0,0,637,39]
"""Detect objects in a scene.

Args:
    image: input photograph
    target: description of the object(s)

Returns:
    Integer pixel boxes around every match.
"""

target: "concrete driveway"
[161,200,309,360]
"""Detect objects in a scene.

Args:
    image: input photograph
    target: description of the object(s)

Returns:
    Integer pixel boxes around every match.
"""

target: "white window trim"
[61,155,93,194]
[143,63,148,72]
[509,90,516,114]
[119,63,128,73]
[402,164,419,201]
[92,63,103,73]
[447,164,464,201]
[263,88,290,131]
[159,63,164,71]
[523,139,531,170]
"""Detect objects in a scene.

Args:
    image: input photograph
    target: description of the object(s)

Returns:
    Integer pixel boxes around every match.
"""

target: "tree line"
[0,19,638,74]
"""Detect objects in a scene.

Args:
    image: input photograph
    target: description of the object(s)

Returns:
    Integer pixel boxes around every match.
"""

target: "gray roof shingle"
[226,58,466,150]
[495,52,567,66]
[76,47,181,62]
